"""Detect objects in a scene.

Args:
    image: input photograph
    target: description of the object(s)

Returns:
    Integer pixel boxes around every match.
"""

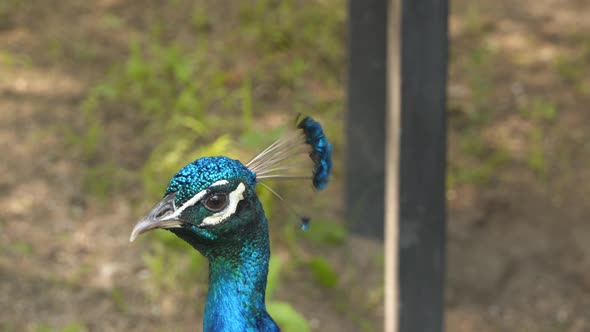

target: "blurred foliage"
[265,256,282,300]
[302,219,347,246]
[267,301,311,332]
[448,14,565,188]
[32,323,87,332]
[265,256,312,332]
[0,0,22,28]
[556,35,590,96]
[78,35,239,200]
[0,50,31,68]
[238,0,345,84]
[78,0,345,202]
[308,256,338,288]
[110,287,128,314]
[521,98,558,122]
[12,241,33,255]
[140,230,207,298]
[521,98,558,178]
[447,32,509,188]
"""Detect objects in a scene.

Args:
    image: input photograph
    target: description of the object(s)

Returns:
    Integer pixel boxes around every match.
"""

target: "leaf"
[173,114,206,136]
[256,183,275,220]
[110,288,128,314]
[308,256,338,288]
[303,220,347,245]
[240,126,285,150]
[154,230,190,250]
[267,301,310,332]
[61,323,86,332]
[196,134,233,157]
[265,256,282,299]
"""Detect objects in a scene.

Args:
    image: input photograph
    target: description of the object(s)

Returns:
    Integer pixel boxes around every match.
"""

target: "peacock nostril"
[153,202,175,219]
[155,208,171,219]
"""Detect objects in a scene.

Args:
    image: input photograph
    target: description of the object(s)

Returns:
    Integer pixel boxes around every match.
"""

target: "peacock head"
[130,115,332,254]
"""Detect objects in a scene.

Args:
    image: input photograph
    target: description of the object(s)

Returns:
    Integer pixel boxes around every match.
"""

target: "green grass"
[0,51,31,69]
[447,23,508,189]
[527,128,546,177]
[520,98,558,123]
[33,323,86,332]
[110,287,128,314]
[448,118,511,187]
[449,95,559,187]
[447,20,564,187]
[12,241,33,255]
[448,149,510,187]
[520,98,558,178]
[555,35,590,96]
[467,45,495,108]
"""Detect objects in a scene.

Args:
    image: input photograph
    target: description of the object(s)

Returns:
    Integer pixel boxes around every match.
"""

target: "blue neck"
[171,195,280,331]
[204,241,278,332]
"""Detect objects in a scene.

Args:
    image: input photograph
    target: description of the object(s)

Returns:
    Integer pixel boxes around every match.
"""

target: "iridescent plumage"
[130,115,332,332]
[247,115,332,191]
[166,156,256,205]
[297,115,333,190]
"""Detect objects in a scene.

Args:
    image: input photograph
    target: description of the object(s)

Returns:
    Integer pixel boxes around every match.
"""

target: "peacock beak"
[130,192,183,242]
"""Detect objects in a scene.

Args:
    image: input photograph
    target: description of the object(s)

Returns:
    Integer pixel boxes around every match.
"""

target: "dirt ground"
[447,0,590,331]
[1,0,590,331]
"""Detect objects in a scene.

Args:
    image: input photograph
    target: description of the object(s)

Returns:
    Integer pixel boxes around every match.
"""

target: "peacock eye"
[203,193,229,212]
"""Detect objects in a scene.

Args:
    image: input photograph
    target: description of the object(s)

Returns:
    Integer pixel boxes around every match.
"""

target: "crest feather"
[246,115,332,191]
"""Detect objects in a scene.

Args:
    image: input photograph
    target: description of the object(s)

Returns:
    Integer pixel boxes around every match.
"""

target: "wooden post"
[346,0,388,239]
[395,0,448,330]
[348,0,448,331]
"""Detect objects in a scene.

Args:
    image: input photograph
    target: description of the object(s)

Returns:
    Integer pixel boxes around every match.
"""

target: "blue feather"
[247,115,332,191]
[296,116,333,190]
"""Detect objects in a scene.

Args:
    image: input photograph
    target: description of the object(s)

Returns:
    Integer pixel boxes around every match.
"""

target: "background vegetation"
[1,0,590,331]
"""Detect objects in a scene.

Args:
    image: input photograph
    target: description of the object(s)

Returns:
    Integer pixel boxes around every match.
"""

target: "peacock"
[130,115,332,332]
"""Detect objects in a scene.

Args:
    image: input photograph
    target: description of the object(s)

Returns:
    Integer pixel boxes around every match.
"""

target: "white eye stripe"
[164,180,230,220]
[210,180,229,187]
[201,182,246,226]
